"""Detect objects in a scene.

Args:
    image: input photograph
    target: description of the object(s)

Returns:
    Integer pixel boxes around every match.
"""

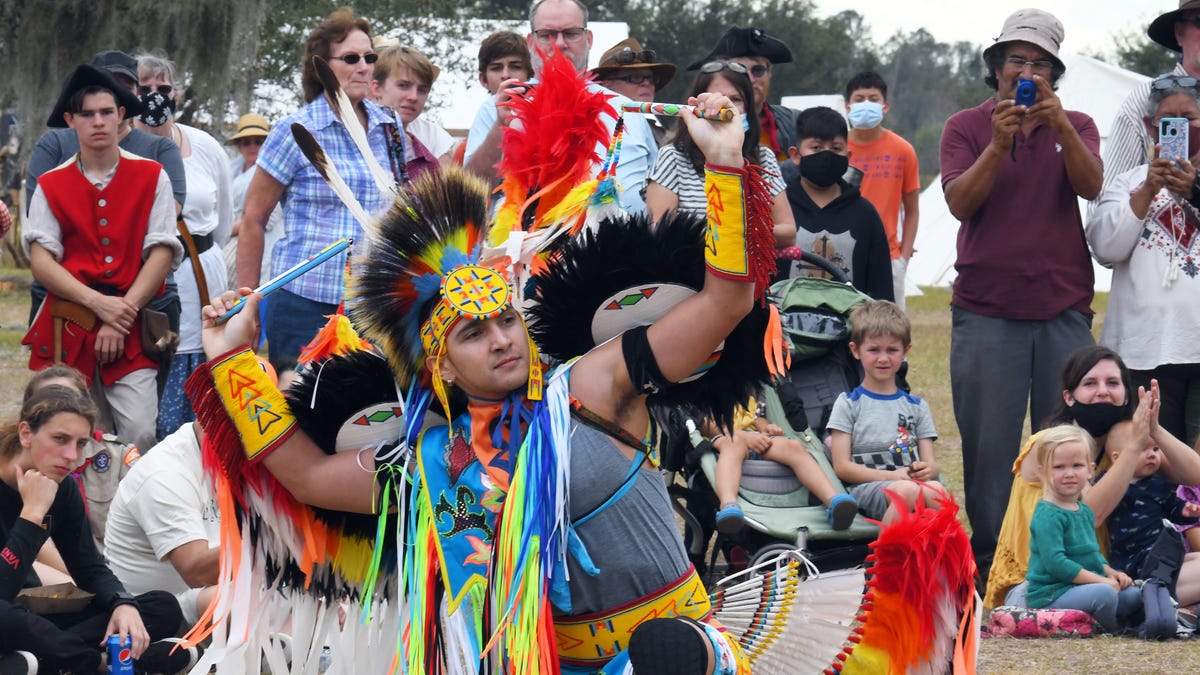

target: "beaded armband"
[210,347,296,462]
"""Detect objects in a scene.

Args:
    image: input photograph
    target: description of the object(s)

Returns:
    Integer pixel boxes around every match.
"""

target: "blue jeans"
[1048,582,1141,634]
[263,289,337,371]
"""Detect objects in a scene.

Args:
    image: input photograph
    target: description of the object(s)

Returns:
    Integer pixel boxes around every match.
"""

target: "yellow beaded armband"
[703,163,750,282]
[210,347,296,462]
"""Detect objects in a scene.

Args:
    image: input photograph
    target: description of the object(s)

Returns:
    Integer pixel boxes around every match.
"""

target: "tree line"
[0,0,1181,190]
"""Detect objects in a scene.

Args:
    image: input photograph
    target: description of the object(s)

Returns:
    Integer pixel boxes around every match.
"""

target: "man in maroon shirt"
[939,8,1102,584]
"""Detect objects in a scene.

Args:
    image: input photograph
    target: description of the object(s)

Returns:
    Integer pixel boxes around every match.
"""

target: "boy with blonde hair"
[828,301,948,522]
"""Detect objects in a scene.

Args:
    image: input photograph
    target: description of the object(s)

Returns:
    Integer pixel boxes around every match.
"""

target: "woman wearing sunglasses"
[133,52,234,443]
[645,61,796,248]
[236,8,396,374]
[1087,74,1200,449]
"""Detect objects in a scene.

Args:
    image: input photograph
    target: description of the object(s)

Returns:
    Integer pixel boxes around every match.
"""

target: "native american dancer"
[181,49,979,675]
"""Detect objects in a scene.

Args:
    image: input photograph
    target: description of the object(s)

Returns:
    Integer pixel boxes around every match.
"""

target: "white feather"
[312,56,398,202]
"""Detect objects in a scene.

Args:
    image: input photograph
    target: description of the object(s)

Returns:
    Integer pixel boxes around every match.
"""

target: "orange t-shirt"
[847,129,920,259]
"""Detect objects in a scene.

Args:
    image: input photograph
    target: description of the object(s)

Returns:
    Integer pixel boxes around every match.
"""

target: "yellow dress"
[983,430,1113,609]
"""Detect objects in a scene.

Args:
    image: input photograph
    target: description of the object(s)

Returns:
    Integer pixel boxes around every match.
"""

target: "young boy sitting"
[828,301,947,523]
[780,106,893,302]
[703,394,858,534]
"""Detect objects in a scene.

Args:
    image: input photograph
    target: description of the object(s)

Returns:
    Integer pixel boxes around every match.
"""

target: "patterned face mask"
[137,90,175,127]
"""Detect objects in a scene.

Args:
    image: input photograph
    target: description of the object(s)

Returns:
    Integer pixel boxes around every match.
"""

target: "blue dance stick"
[214,238,353,325]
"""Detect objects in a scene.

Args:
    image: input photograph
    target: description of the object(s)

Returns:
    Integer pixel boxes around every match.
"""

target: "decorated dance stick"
[621,102,735,121]
[215,238,353,325]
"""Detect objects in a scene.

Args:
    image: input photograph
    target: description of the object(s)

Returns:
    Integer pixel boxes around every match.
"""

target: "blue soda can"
[107,635,134,674]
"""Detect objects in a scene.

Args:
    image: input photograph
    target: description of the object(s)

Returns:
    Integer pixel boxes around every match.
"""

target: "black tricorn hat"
[46,64,143,129]
[687,26,793,70]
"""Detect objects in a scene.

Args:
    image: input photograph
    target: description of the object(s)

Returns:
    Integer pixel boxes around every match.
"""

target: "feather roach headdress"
[347,168,543,417]
[527,211,772,429]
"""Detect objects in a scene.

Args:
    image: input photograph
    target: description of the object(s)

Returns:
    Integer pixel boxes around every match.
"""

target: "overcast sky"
[812,2,1172,57]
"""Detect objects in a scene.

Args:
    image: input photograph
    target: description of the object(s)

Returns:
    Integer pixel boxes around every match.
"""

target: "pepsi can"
[107,635,134,674]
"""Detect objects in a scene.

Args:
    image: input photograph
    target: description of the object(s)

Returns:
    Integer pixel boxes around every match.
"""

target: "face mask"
[848,101,884,130]
[1066,400,1126,438]
[137,91,175,127]
[800,150,849,188]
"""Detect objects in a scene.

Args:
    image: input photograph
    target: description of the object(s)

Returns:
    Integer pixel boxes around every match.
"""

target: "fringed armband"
[703,162,777,299]
[205,347,297,463]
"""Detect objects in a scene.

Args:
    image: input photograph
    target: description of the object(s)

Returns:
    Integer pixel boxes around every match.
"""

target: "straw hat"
[226,113,271,145]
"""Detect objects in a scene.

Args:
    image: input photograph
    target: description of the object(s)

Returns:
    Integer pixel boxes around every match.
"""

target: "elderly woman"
[238,8,395,370]
[133,52,233,440]
[370,42,454,179]
[1088,74,1200,446]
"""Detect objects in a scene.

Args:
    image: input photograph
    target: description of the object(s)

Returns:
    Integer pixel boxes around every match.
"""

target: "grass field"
[0,269,1197,671]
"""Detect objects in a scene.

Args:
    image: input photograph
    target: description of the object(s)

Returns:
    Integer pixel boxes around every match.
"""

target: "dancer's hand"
[201,288,261,358]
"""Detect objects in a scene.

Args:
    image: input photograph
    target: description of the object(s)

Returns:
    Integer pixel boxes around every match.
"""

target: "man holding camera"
[938,8,1102,586]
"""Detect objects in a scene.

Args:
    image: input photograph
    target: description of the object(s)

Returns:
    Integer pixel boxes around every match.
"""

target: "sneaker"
[827,493,858,531]
[0,651,36,675]
[136,639,197,675]
[715,503,745,535]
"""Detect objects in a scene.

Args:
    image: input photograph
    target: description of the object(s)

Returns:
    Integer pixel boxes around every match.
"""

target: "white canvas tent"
[906,53,1152,295]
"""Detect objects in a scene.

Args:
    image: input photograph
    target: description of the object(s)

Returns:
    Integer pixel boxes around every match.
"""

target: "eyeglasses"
[610,49,655,65]
[238,137,265,147]
[608,73,655,85]
[532,28,587,44]
[700,61,748,75]
[1005,56,1054,73]
[1153,75,1200,90]
[746,64,770,78]
[137,84,173,97]
[329,52,378,65]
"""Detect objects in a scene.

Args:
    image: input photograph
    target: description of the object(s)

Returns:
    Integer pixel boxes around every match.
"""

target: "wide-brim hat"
[686,26,793,71]
[46,64,143,128]
[1149,0,1200,52]
[590,38,677,90]
[226,113,271,144]
[981,8,1066,72]
[89,50,138,85]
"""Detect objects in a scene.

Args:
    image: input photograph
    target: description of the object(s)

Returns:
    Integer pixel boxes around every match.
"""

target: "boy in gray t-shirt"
[827,301,951,522]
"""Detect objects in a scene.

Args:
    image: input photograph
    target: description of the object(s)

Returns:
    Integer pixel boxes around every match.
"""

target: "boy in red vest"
[23,65,182,454]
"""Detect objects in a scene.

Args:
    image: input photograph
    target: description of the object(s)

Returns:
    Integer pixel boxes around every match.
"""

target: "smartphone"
[1014,78,1037,107]
[1160,117,1190,162]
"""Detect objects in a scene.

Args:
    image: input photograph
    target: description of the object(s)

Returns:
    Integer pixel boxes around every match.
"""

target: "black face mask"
[137,91,175,128]
[799,150,849,188]
[1067,400,1126,438]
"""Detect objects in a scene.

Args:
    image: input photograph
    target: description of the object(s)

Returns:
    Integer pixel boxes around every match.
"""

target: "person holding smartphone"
[1087,74,1200,447]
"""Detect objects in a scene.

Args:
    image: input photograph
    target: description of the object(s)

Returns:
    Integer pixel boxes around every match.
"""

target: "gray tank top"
[563,420,689,615]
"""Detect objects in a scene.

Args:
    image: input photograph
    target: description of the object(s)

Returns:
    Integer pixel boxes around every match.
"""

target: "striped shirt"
[648,145,787,215]
[257,96,394,305]
[1099,62,1187,206]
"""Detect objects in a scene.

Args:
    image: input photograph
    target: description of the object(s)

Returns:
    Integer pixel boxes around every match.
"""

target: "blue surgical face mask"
[848,100,884,130]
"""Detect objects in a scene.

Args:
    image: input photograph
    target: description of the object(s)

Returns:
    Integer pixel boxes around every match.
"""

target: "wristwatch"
[109,590,138,612]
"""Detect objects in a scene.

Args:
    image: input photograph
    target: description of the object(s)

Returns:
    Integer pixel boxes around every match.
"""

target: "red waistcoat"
[24,154,165,385]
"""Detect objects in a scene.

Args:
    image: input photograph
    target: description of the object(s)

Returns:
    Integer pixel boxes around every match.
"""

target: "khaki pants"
[90,367,158,453]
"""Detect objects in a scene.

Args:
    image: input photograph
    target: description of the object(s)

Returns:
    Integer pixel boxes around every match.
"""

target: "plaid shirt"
[257,96,394,305]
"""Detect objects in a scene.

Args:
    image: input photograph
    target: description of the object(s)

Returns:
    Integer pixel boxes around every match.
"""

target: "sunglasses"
[238,137,265,147]
[700,60,747,75]
[1153,75,1200,90]
[611,49,655,65]
[609,73,655,85]
[137,84,173,97]
[329,52,378,65]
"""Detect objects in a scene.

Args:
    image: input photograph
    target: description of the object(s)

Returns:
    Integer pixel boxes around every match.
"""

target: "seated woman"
[985,345,1200,609]
[1087,74,1200,448]
[0,386,189,674]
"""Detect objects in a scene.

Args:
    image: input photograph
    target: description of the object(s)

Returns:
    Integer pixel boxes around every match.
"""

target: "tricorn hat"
[46,64,143,128]
[687,26,793,71]
[89,50,138,84]
[1148,0,1200,53]
[590,38,677,90]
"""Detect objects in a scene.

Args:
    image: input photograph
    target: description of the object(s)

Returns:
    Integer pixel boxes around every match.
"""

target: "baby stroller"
[667,251,881,586]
